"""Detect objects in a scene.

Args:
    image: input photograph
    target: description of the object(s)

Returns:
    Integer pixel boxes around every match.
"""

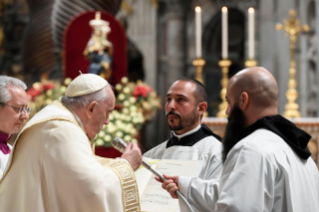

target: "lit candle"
[222,7,228,59]
[195,6,202,58]
[248,7,255,59]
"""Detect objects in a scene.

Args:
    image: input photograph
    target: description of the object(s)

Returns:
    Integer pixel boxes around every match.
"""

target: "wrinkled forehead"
[7,86,28,105]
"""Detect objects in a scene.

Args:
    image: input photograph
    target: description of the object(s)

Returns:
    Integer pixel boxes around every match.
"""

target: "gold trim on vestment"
[96,156,141,212]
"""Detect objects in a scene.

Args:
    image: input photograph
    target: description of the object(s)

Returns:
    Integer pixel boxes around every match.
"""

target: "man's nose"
[225,105,230,116]
[167,100,176,110]
[21,110,29,120]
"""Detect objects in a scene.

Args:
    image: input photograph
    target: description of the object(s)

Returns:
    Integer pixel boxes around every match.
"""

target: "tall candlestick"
[195,6,202,58]
[248,7,255,59]
[222,7,228,59]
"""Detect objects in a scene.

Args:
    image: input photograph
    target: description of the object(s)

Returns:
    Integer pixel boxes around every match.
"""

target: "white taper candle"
[195,6,202,58]
[222,7,228,59]
[248,7,255,59]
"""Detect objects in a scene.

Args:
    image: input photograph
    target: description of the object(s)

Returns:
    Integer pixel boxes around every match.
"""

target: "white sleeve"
[214,145,275,212]
[0,153,6,180]
[177,176,219,212]
[205,155,223,180]
[178,145,275,212]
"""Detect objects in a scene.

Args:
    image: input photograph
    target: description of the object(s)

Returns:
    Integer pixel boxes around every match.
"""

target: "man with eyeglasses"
[0,76,30,179]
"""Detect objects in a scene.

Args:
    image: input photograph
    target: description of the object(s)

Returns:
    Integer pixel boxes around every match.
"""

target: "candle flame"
[248,7,254,13]
[222,7,227,13]
[195,6,201,12]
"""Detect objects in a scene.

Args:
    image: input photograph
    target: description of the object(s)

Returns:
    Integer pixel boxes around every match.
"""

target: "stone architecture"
[124,0,319,148]
[1,0,319,149]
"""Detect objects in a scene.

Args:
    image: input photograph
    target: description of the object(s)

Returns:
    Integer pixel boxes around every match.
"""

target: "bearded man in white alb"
[144,78,222,182]
[158,67,319,212]
[0,76,30,179]
[0,73,142,212]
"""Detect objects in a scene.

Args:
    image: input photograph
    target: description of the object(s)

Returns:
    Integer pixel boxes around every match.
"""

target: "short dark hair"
[177,78,207,104]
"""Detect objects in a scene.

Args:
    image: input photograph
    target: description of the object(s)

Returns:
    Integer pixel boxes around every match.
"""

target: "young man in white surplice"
[144,78,223,183]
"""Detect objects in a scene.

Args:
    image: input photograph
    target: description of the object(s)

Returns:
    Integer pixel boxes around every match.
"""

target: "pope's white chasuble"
[0,101,140,212]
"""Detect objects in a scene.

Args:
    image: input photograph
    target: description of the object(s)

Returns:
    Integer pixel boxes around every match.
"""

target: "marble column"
[165,1,187,86]
[126,0,157,88]
[299,0,311,117]
[260,0,276,75]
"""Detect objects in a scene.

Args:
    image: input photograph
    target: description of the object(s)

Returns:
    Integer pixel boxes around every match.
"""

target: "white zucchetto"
[65,73,108,97]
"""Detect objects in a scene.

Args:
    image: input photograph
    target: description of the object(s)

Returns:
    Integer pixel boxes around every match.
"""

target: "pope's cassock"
[144,124,223,180]
[0,101,140,212]
[176,115,319,212]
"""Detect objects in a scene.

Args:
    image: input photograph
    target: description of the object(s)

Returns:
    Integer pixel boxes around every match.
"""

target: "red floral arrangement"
[133,84,149,99]
[26,82,55,101]
[116,78,161,121]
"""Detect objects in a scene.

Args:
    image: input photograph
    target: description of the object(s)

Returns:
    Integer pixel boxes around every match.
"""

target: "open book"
[135,157,203,212]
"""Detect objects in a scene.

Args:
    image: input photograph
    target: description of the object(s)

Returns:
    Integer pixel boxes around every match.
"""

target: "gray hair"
[0,76,27,103]
[61,86,109,109]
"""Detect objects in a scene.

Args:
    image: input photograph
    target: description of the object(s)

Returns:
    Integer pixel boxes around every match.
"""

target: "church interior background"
[0,0,318,167]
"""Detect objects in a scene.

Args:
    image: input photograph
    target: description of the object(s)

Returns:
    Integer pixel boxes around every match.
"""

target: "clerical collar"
[166,124,221,148]
[239,115,311,160]
[0,130,11,155]
[62,102,85,130]
[172,124,201,140]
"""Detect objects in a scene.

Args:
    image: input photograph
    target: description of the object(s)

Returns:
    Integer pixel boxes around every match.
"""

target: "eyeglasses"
[0,102,32,115]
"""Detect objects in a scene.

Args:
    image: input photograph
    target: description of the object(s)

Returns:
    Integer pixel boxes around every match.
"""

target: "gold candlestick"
[276,9,309,118]
[217,59,232,117]
[193,58,206,84]
[245,59,258,68]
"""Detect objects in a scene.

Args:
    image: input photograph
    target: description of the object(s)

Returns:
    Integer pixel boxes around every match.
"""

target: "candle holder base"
[193,58,206,84]
[245,59,258,68]
[283,77,301,118]
[217,59,231,118]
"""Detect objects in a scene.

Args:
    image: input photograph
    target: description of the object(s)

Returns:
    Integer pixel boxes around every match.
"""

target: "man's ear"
[239,92,249,110]
[86,101,98,118]
[198,101,208,116]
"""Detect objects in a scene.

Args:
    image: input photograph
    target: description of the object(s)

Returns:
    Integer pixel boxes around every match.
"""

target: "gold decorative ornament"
[217,59,232,117]
[276,9,309,118]
[192,58,206,84]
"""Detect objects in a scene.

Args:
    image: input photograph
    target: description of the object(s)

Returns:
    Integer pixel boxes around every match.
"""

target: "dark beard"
[166,108,198,131]
[222,105,246,163]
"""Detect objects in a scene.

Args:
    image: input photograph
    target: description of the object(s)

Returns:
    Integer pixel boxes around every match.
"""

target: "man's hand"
[155,174,179,199]
[121,142,142,171]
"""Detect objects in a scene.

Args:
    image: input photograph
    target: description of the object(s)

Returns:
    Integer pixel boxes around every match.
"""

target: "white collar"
[172,124,201,140]
[62,102,85,130]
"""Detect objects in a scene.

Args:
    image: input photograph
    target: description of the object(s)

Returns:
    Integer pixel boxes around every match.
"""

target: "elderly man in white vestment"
[144,78,222,182]
[158,67,319,212]
[0,76,30,179]
[0,73,142,212]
